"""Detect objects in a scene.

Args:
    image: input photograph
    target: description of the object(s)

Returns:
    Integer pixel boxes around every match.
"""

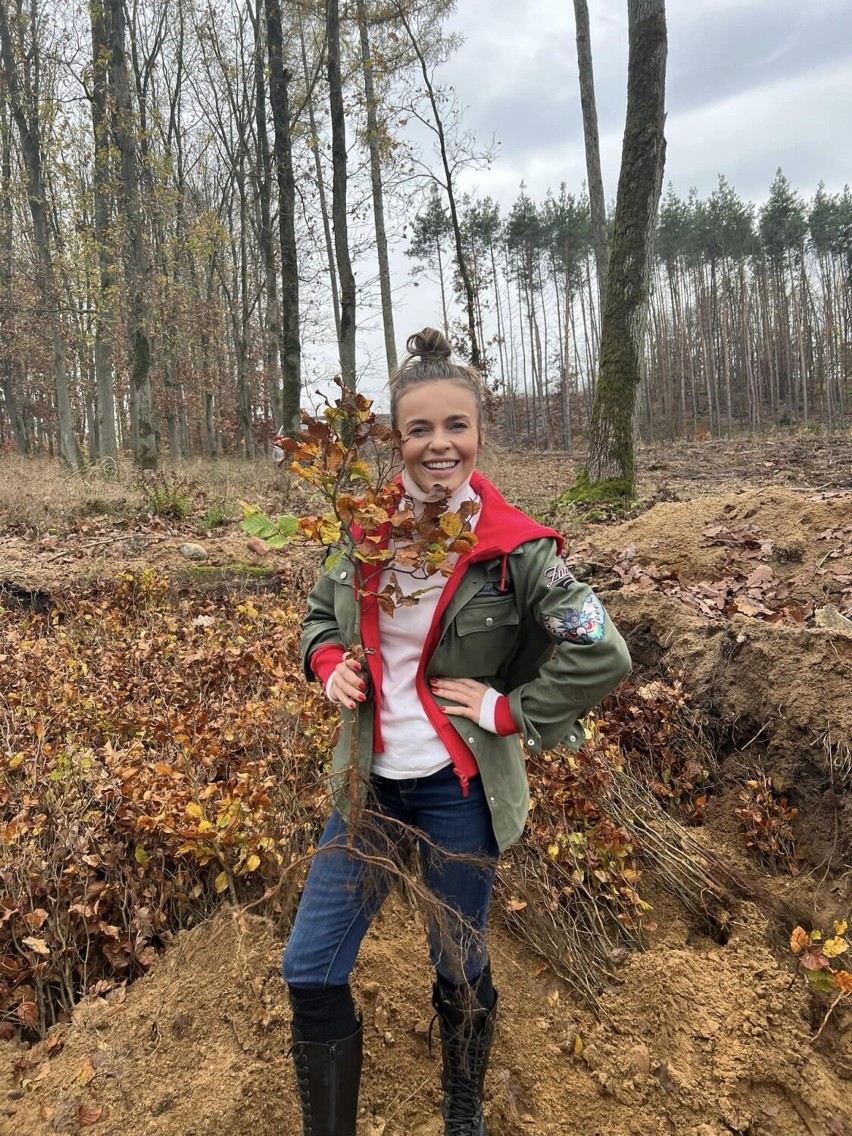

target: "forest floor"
[1,429,852,1136]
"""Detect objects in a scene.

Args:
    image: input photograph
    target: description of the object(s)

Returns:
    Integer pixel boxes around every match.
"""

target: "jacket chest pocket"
[454,599,520,641]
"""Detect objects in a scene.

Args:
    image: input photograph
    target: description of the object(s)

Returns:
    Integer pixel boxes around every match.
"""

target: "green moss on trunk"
[559,471,633,506]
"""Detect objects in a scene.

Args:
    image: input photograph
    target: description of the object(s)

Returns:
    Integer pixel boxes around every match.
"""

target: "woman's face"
[395,381,482,494]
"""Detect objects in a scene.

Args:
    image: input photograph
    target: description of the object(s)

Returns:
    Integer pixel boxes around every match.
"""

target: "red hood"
[466,471,564,559]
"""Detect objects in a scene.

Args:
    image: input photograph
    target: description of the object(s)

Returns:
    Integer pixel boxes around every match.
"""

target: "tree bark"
[0,0,82,469]
[0,90,26,453]
[585,0,667,492]
[573,0,608,310]
[106,0,157,468]
[88,0,119,462]
[265,0,301,430]
[356,0,397,373]
[251,0,282,431]
[327,0,357,388]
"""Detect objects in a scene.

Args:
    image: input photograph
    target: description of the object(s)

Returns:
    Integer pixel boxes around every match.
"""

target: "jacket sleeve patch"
[542,594,606,644]
[544,562,576,589]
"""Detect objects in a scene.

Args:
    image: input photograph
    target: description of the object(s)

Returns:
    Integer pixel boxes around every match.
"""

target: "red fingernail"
[349,701,356,710]
[358,693,366,702]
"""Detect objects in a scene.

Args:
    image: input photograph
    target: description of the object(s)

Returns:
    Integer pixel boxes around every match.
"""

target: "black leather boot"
[290,1020,362,1136]
[431,981,497,1136]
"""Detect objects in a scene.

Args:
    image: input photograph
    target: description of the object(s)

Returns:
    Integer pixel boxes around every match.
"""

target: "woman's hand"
[329,656,367,710]
[429,676,489,722]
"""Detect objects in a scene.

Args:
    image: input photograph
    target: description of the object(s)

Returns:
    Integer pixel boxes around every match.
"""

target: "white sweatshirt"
[371,473,482,779]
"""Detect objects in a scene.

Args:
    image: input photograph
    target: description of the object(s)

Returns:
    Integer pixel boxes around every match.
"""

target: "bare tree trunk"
[298,11,340,345]
[0,0,82,469]
[251,0,282,430]
[436,238,450,336]
[266,0,301,432]
[107,0,157,468]
[573,0,608,310]
[327,0,357,387]
[356,0,397,373]
[0,91,26,453]
[88,0,118,462]
[585,0,667,493]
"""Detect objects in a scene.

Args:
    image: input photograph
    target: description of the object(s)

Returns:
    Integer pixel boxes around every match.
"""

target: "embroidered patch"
[476,579,515,597]
[544,562,576,589]
[542,594,606,644]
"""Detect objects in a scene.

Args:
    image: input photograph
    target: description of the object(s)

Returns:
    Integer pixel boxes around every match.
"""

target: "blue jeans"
[283,764,499,988]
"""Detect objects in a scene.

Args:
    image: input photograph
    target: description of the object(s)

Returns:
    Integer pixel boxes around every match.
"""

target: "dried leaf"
[16,1001,38,1028]
[22,936,50,957]
[77,1101,104,1126]
[790,926,810,955]
[76,1058,97,1086]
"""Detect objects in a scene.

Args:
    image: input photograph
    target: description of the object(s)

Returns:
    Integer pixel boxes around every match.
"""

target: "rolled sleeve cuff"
[310,644,346,699]
[478,689,519,736]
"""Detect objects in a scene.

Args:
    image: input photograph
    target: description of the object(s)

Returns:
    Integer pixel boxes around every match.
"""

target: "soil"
[2,436,852,1136]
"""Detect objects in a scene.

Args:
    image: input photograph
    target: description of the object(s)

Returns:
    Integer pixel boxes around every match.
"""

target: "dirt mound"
[576,487,852,871]
[597,486,851,588]
[2,901,850,1136]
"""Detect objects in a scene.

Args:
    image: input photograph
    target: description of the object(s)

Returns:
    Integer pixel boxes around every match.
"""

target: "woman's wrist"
[477,689,518,736]
[310,644,346,691]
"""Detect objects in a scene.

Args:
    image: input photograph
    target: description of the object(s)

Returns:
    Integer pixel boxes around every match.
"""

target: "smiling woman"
[395,395,482,494]
[281,326,632,1136]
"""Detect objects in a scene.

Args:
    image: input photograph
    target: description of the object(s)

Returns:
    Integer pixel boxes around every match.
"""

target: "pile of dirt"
[2,898,850,1136]
[597,486,850,590]
[589,488,852,873]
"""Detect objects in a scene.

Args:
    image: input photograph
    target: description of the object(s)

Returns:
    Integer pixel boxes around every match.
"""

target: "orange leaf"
[790,926,810,955]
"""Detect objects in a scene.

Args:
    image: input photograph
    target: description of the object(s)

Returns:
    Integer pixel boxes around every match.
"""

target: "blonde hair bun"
[405,328,452,365]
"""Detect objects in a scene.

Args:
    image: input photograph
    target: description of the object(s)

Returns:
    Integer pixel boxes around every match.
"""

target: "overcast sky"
[313,0,852,406]
[449,0,852,207]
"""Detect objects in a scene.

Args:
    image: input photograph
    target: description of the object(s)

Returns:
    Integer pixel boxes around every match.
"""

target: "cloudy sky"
[449,0,852,207]
[317,0,852,405]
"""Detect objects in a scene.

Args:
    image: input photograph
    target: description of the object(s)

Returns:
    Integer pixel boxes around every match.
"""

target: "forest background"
[0,0,850,469]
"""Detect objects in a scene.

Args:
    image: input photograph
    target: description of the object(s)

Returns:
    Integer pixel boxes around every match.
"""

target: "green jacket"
[300,473,631,851]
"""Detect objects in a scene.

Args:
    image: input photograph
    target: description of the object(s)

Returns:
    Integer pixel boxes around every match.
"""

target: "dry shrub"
[0,571,334,1034]
[499,676,729,1007]
[2,573,733,1027]
[734,772,799,871]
